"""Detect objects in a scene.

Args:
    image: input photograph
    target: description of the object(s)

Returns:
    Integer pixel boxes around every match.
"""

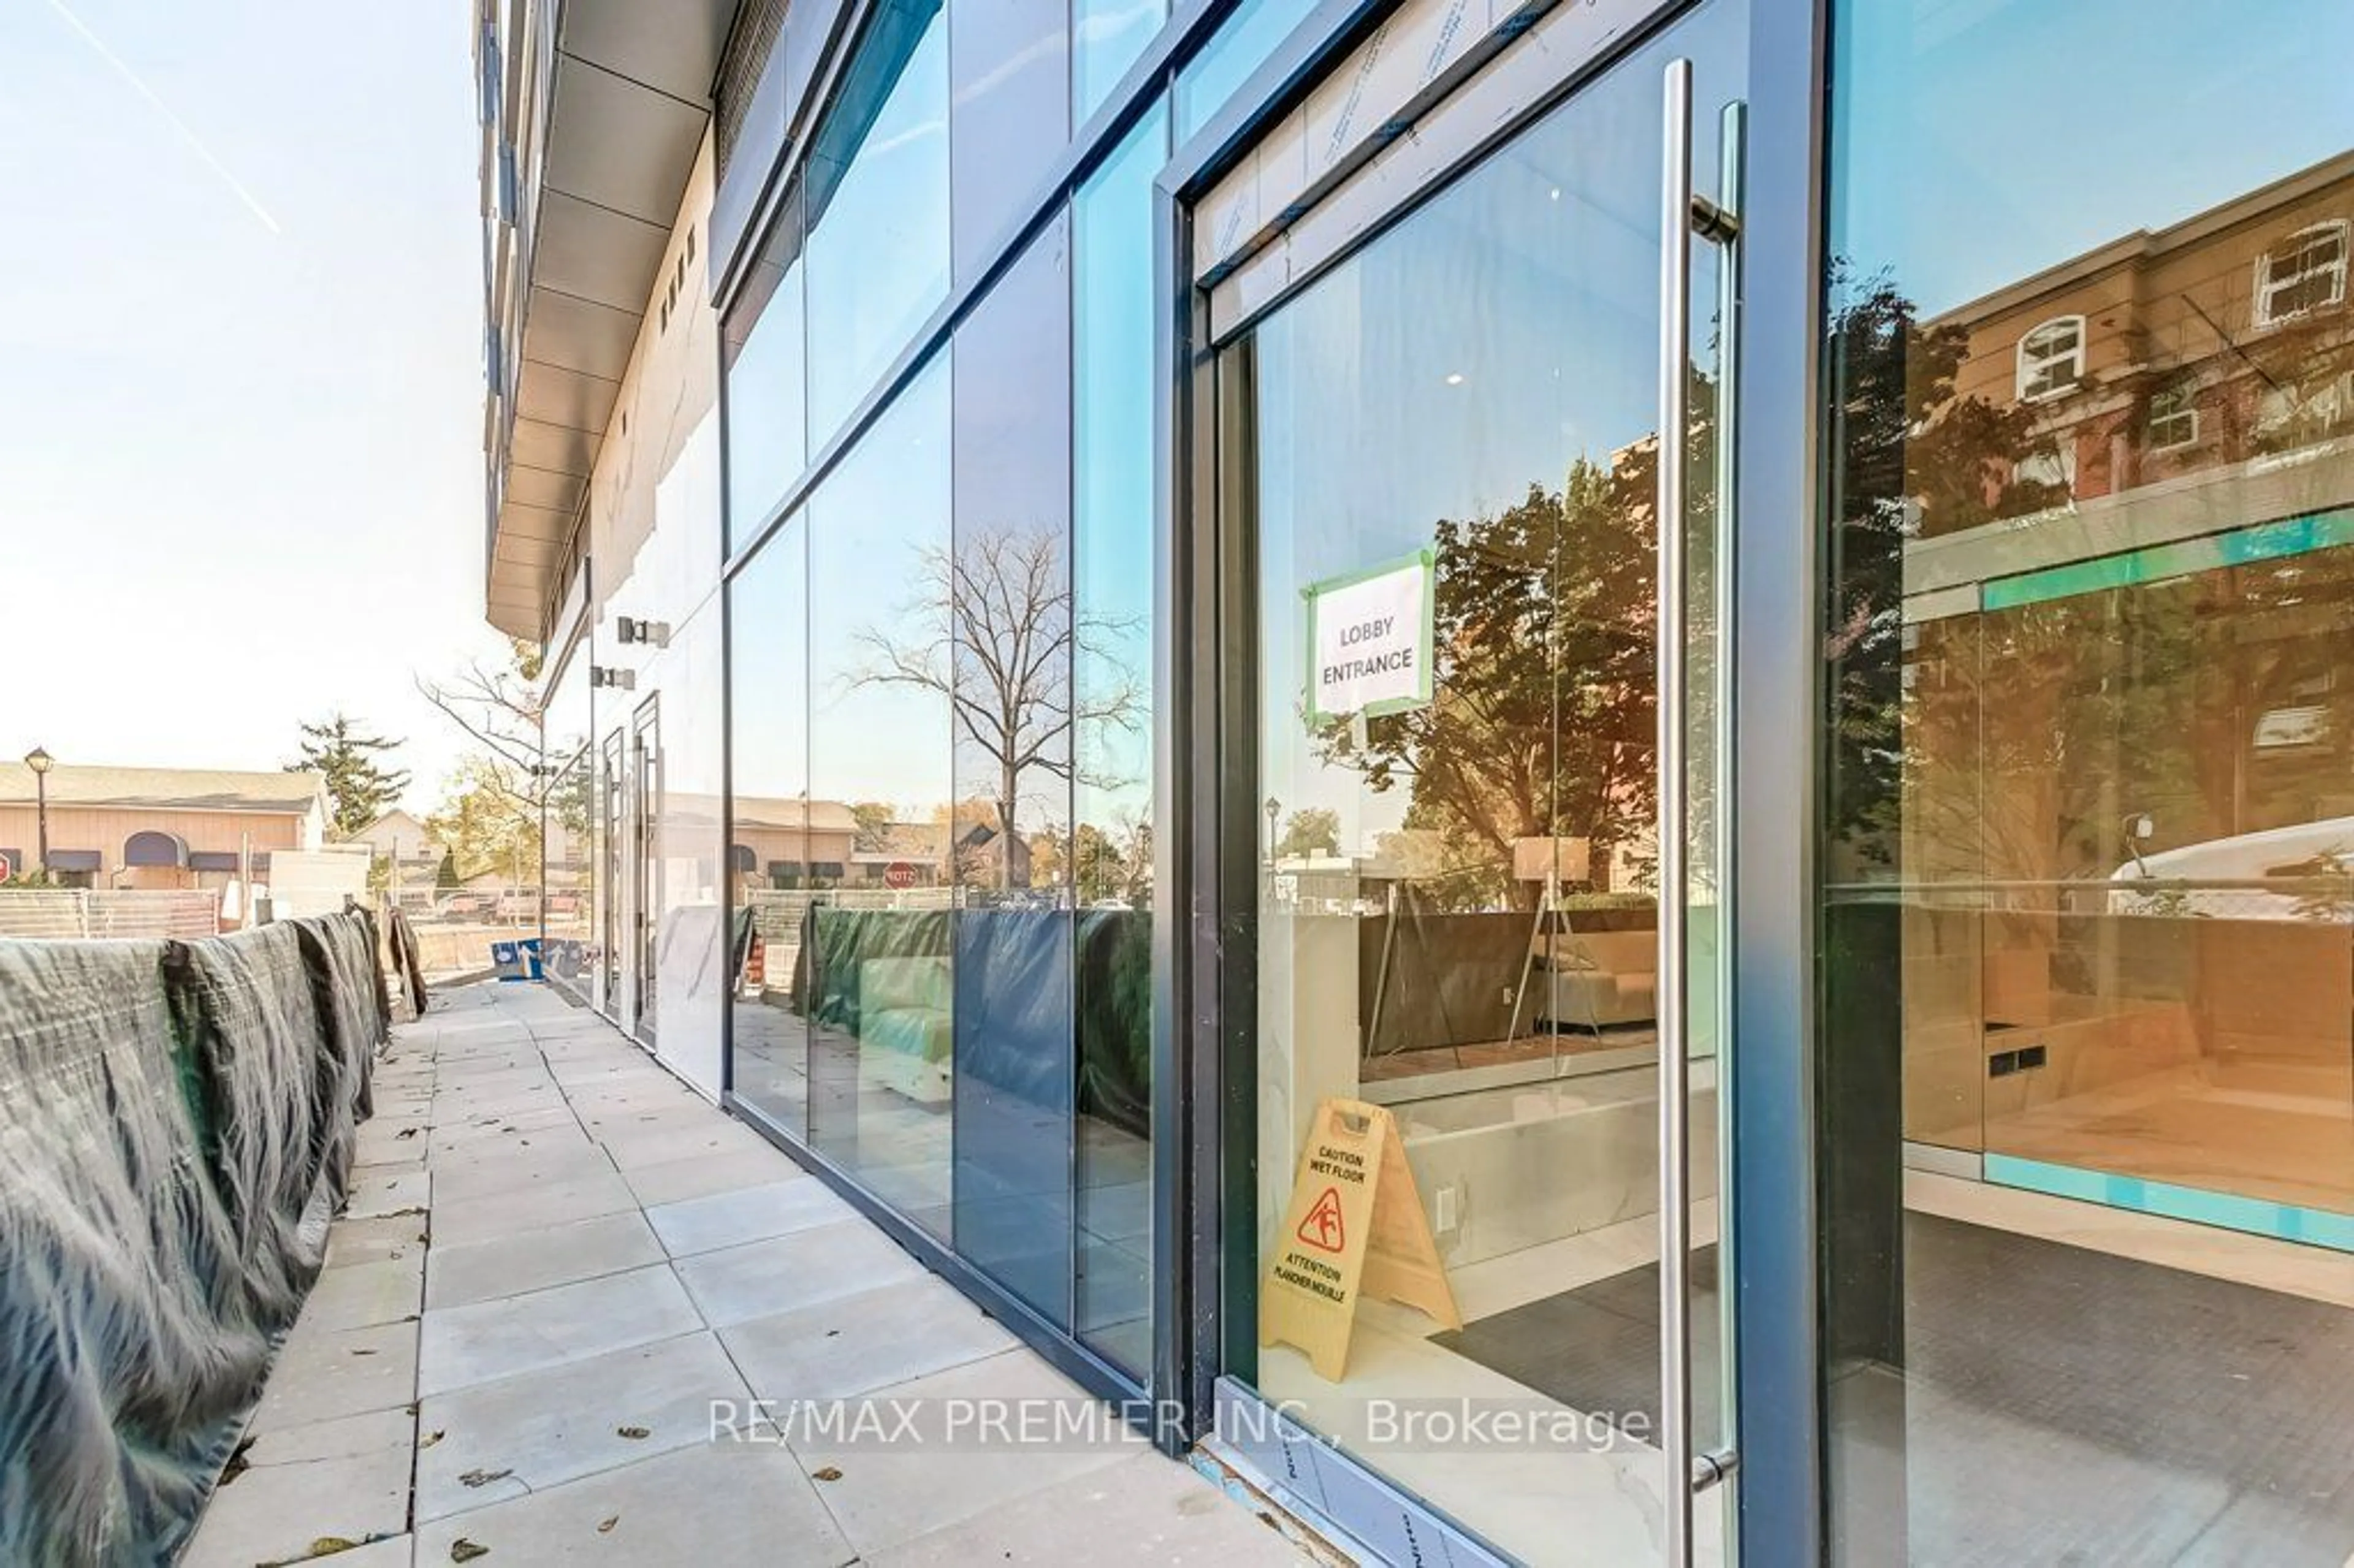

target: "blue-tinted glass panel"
[723,246,805,557]
[806,3,950,452]
[1073,0,1164,121]
[950,218,1076,1326]
[949,0,1070,281]
[806,356,956,1237]
[1070,104,1165,1377]
[1174,0,1293,140]
[729,520,812,1137]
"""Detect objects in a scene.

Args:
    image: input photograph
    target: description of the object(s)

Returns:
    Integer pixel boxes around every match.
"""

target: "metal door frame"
[1152,0,1828,1561]
[629,695,663,1046]
[600,729,626,1018]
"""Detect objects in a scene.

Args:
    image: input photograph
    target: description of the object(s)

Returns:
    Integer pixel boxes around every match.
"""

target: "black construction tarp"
[0,911,385,1567]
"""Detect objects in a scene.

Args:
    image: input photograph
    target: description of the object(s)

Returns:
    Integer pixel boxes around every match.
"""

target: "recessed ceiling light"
[1444,372,1466,386]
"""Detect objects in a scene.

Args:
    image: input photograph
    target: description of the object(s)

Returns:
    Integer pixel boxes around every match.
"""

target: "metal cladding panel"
[509,416,598,477]
[503,462,588,515]
[496,500,574,545]
[517,287,642,381]
[544,53,713,224]
[516,360,619,435]
[561,0,736,103]
[531,191,671,311]
[492,525,566,565]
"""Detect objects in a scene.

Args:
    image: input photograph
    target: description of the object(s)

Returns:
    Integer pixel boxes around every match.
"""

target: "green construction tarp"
[0,911,386,1567]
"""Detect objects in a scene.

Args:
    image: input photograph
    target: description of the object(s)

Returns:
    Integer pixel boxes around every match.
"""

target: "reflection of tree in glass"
[1074,815,1151,907]
[1275,808,1339,859]
[1823,267,2068,875]
[858,523,1143,889]
[1309,455,1656,908]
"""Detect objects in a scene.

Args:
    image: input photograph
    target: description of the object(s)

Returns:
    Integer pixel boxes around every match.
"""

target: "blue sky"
[1834,0,2354,315]
[0,0,504,807]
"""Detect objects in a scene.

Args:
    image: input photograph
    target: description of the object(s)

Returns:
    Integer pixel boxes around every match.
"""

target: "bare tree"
[415,640,587,897]
[416,639,555,824]
[857,524,1143,889]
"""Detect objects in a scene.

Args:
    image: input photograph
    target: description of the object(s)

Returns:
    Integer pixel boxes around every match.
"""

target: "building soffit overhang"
[487,0,736,641]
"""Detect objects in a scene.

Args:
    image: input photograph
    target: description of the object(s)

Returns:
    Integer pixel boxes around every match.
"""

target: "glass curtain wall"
[1072,102,1168,1377]
[950,218,1079,1320]
[804,1,948,452]
[806,358,958,1235]
[723,186,804,559]
[720,0,1305,1403]
[1819,1,2354,1561]
[728,516,811,1130]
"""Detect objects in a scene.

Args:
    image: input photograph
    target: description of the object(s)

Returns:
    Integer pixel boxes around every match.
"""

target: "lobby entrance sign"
[1303,551,1435,725]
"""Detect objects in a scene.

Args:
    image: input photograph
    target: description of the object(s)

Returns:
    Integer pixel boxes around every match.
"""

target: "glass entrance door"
[1219,6,1746,1562]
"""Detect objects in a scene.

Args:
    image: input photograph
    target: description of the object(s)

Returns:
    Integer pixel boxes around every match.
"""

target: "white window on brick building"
[2147,380,2200,450]
[2016,315,2085,402]
[2254,219,2348,329]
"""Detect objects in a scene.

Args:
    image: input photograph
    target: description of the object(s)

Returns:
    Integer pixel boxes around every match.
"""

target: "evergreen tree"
[289,714,412,838]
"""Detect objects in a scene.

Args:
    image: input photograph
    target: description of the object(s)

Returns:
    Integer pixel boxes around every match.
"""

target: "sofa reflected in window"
[1539,928,1660,1032]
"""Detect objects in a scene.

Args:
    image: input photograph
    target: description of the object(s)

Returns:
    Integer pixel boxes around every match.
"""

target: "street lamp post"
[24,747,53,875]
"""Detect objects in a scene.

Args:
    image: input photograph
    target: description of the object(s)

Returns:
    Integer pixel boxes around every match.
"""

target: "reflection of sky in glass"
[806,12,950,448]
[1075,106,1169,828]
[1254,9,1741,852]
[1175,0,1295,142]
[1833,0,2354,315]
[810,356,953,814]
[1073,0,1164,121]
[729,516,806,801]
[955,216,1073,837]
[724,258,805,555]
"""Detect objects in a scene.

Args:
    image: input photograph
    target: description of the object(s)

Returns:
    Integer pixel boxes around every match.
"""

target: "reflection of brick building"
[1928,151,2352,532]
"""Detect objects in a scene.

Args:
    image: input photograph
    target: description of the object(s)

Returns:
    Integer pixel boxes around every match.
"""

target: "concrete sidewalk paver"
[181,980,1316,1568]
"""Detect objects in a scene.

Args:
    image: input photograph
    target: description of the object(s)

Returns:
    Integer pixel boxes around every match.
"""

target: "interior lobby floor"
[1259,1166,2354,1566]
[1976,1056,2354,1215]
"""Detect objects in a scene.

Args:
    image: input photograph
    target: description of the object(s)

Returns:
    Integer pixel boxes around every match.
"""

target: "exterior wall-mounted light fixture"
[615,617,671,648]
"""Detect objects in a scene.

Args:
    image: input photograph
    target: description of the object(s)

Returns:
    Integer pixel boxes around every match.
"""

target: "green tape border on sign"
[1300,547,1437,728]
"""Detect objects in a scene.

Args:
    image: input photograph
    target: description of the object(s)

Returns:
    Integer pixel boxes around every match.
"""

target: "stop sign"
[883,861,916,890]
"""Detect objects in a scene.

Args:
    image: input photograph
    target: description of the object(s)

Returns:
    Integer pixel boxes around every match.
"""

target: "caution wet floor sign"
[1260,1098,1461,1380]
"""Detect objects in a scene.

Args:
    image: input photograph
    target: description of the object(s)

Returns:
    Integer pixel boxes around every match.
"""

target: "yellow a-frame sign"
[1260,1098,1462,1380]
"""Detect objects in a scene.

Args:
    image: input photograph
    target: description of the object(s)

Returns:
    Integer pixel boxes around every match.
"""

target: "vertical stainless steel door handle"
[1656,54,1697,1568]
[1658,58,1748,1567]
